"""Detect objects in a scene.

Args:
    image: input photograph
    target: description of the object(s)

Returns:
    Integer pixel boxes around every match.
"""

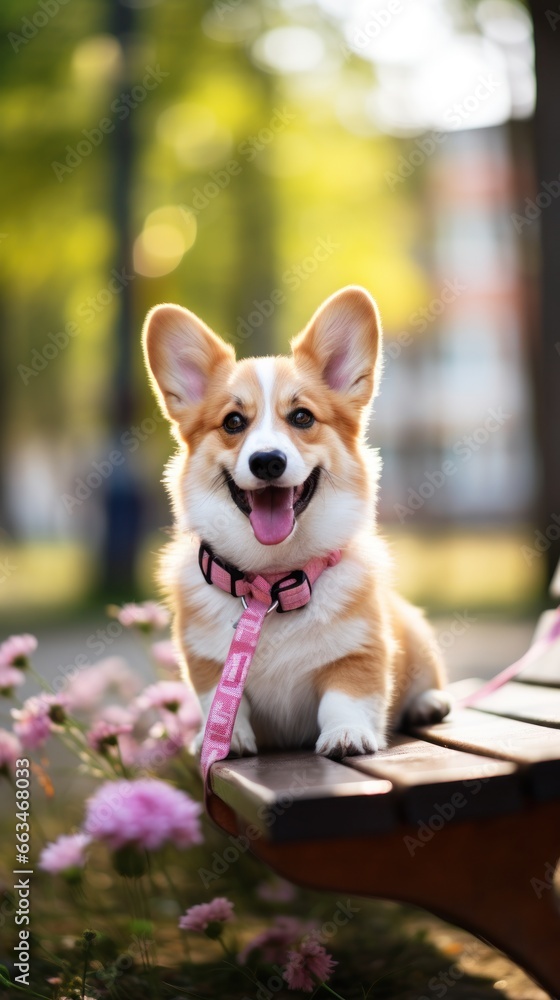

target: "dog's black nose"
[249,450,287,481]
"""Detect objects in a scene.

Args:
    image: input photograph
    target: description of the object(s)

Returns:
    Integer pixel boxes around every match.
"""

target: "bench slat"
[210,752,395,842]
[341,736,521,824]
[465,680,560,728]
[409,708,560,798]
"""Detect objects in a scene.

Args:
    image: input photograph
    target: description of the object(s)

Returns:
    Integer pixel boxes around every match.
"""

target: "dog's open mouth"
[225,468,320,545]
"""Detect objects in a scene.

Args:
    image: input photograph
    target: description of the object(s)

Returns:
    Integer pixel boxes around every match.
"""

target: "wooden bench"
[207,660,560,999]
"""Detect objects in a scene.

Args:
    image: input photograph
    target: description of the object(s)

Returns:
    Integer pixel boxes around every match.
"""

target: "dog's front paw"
[315,725,385,760]
[229,716,258,757]
[404,689,452,727]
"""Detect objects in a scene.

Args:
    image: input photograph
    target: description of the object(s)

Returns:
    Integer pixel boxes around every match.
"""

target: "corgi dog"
[142,286,450,759]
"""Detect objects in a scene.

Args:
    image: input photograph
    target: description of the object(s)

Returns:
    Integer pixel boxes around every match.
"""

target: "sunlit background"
[0,0,555,629]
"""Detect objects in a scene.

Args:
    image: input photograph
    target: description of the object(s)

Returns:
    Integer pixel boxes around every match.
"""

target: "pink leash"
[198,543,341,784]
[456,605,560,708]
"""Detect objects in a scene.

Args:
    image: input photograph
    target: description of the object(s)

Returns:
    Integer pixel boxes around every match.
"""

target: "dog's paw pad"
[405,689,451,727]
[315,726,381,760]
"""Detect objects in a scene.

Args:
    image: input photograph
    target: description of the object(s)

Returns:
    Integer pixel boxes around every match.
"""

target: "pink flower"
[83,778,202,851]
[283,935,337,993]
[256,878,297,903]
[135,681,192,714]
[239,917,317,965]
[101,704,135,728]
[65,657,140,714]
[152,640,182,673]
[131,734,183,769]
[0,729,22,774]
[87,719,133,753]
[0,664,25,694]
[39,833,90,875]
[164,698,201,746]
[0,634,37,668]
[111,602,170,631]
[11,694,68,750]
[134,682,201,750]
[179,897,235,932]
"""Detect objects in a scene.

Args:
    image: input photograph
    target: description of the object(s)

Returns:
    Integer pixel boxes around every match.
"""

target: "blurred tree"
[99,0,142,600]
[528,0,560,585]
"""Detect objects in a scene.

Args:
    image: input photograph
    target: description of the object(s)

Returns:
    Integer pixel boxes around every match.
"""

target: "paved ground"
[21,613,537,691]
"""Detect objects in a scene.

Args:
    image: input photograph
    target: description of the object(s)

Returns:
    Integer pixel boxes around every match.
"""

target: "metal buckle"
[270,570,311,613]
[240,595,279,616]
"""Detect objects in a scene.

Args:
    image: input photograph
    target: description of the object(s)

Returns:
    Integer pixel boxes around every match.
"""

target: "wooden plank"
[466,680,560,728]
[342,736,521,824]
[210,751,395,842]
[409,708,560,799]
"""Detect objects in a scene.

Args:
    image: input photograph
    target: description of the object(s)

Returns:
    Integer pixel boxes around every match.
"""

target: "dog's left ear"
[291,286,382,408]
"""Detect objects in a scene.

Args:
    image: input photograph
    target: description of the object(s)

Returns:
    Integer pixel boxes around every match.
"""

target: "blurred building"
[375,124,538,526]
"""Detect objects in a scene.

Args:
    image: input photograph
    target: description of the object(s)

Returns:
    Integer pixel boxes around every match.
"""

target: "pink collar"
[198,542,341,782]
[198,541,341,614]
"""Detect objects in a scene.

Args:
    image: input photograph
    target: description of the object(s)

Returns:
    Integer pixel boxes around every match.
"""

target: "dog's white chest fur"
[180,544,370,747]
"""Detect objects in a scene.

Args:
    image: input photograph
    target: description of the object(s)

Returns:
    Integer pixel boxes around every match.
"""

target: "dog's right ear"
[142,304,235,426]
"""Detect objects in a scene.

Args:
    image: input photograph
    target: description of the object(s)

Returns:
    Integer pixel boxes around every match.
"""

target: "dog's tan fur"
[143,287,449,758]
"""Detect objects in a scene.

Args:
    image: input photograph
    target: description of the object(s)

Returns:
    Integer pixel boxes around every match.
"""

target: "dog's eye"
[223,412,246,434]
[288,408,315,428]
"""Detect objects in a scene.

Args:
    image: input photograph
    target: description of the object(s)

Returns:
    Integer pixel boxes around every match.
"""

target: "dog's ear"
[291,286,382,409]
[142,304,235,425]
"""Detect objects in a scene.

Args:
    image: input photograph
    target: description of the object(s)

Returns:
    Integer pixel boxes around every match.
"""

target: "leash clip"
[240,595,279,616]
[232,595,278,628]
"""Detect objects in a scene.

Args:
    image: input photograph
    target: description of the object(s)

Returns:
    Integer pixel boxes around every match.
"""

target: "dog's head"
[143,286,382,572]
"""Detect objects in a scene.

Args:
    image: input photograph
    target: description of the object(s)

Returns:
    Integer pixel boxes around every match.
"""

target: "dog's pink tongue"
[248,487,295,545]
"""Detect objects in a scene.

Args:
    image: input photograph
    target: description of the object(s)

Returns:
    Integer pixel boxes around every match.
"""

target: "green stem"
[115,739,130,778]
[318,982,349,1000]
[0,972,50,1000]
[219,956,260,988]
[81,941,90,1000]
[26,664,53,693]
